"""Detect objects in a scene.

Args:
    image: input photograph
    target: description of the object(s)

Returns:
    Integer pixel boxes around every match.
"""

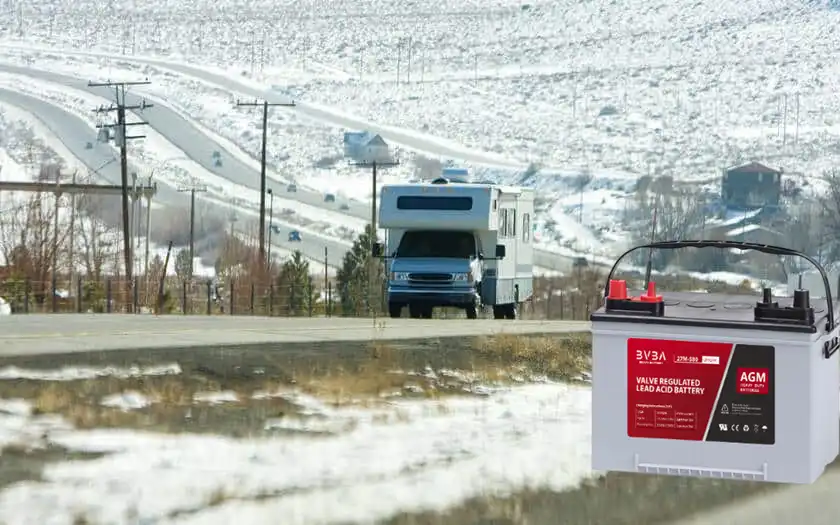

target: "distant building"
[721,162,782,209]
[342,131,391,163]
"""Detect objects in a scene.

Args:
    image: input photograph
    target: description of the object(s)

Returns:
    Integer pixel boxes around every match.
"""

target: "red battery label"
[627,338,775,444]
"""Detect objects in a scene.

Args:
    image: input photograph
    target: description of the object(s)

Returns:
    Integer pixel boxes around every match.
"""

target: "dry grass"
[0,333,591,434]
[383,472,780,525]
[473,333,592,381]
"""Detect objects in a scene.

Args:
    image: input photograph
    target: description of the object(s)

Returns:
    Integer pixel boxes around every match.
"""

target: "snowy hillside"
[2,1,838,176]
[0,0,836,256]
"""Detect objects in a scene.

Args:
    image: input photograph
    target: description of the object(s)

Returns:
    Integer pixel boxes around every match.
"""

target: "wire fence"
[0,276,600,321]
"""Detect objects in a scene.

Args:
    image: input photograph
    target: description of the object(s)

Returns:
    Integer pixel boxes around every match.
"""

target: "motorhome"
[375,177,534,319]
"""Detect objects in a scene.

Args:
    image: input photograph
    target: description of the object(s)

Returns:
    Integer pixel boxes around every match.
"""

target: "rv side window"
[499,209,507,236]
[396,196,473,210]
[523,213,530,243]
[510,210,516,237]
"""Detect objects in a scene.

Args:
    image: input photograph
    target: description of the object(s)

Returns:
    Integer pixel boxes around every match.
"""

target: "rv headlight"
[452,272,474,282]
[390,272,410,281]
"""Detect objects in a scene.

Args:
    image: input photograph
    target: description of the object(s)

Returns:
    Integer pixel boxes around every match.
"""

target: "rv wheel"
[504,303,517,320]
[492,305,505,320]
[388,303,403,318]
[465,305,478,319]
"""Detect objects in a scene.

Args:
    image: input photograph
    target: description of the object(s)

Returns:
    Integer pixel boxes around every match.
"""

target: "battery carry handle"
[605,240,836,333]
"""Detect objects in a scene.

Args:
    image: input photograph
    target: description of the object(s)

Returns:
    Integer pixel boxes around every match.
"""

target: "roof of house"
[726,161,782,175]
[343,131,371,145]
[365,134,388,147]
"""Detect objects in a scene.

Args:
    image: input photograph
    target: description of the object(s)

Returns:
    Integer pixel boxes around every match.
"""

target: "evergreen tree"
[336,224,384,316]
[277,250,314,315]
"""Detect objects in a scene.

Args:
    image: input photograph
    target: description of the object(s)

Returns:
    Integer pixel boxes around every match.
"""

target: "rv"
[375,177,534,319]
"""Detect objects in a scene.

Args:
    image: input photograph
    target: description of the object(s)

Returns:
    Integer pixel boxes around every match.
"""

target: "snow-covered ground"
[0,46,623,256]
[0,0,825,270]
[0,381,593,524]
[1,0,836,180]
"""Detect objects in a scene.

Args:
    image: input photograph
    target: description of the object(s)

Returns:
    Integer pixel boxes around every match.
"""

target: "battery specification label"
[627,339,774,445]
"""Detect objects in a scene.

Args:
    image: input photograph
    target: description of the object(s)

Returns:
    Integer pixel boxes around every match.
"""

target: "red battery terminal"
[638,282,663,303]
[607,279,628,300]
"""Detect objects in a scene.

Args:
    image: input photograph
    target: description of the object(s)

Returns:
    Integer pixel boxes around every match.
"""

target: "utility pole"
[266,188,275,265]
[396,40,402,84]
[351,157,400,315]
[89,78,152,312]
[68,170,77,305]
[235,98,296,265]
[144,175,153,278]
[794,92,800,148]
[406,37,413,83]
[782,93,788,148]
[177,181,207,278]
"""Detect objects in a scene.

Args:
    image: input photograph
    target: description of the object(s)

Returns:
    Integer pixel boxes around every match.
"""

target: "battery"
[590,240,840,484]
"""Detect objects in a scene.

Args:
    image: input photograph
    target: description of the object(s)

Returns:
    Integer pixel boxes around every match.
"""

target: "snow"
[1,0,828,274]
[0,382,594,524]
[0,46,611,255]
[0,363,182,381]
[100,391,153,412]
[0,73,356,270]
[193,391,239,405]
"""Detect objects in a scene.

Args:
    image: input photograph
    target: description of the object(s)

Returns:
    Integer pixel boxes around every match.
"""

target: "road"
[0,59,580,273]
[0,86,349,268]
[671,467,840,525]
[0,314,590,356]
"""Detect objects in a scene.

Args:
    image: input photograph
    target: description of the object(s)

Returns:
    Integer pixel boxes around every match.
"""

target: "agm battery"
[590,240,840,484]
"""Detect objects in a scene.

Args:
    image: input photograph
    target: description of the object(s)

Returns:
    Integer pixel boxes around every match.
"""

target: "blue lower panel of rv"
[387,286,477,306]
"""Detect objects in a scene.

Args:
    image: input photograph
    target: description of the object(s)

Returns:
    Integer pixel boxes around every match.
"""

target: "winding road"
[0,51,580,272]
[0,84,350,268]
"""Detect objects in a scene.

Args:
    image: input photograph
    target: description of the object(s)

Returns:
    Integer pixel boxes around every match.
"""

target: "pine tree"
[336,224,384,316]
[277,250,314,315]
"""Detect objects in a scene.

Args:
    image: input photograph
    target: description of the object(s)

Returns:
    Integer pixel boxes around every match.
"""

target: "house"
[721,162,782,209]
[342,131,391,163]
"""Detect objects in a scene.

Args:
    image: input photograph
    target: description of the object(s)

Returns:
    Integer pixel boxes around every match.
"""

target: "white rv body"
[378,179,534,318]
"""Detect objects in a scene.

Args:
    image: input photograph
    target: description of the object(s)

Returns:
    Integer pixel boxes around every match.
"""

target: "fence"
[0,276,600,321]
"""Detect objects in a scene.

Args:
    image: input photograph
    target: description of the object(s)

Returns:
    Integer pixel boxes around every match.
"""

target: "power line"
[88,78,153,312]
[177,181,207,279]
[235,98,296,266]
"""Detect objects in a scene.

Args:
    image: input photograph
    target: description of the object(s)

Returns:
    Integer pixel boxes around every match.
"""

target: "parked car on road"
[287,183,297,192]
[340,203,350,211]
[288,230,302,242]
[324,193,336,203]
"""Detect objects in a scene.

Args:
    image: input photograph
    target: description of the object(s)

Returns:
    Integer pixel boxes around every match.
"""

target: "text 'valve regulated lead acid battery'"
[590,240,840,484]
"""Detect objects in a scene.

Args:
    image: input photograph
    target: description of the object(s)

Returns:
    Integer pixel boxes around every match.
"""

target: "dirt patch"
[0,444,104,491]
[0,333,591,436]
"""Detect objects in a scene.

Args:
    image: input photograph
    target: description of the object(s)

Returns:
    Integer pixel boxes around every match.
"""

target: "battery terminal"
[605,279,665,317]
[754,287,815,326]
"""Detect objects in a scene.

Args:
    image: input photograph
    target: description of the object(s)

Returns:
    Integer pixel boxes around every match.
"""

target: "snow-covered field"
[0,0,828,268]
[2,0,837,180]
[0,363,594,525]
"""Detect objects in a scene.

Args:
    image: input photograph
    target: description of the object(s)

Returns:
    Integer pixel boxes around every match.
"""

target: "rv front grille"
[409,273,452,282]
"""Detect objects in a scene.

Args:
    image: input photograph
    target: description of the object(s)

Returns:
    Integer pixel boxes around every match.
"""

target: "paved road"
[0,86,347,268]
[671,468,840,525]
[0,58,580,273]
[0,314,590,356]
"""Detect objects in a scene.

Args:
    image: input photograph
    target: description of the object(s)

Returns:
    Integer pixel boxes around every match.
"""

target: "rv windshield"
[396,230,476,258]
